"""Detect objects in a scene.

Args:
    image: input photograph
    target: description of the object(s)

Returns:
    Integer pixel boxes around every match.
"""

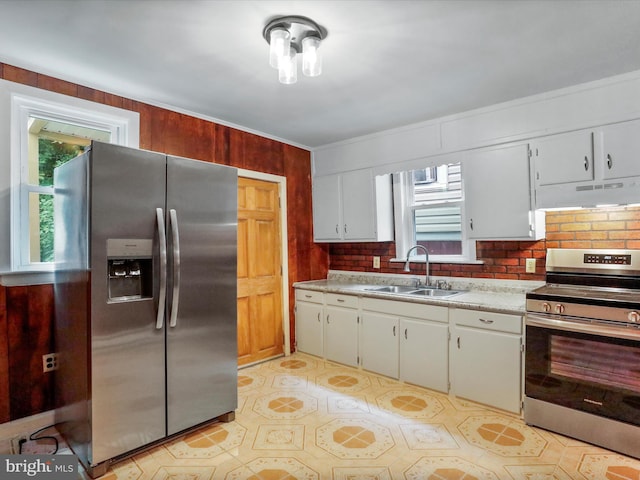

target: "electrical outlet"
[373,256,380,269]
[525,258,536,273]
[42,353,58,373]
[11,434,28,454]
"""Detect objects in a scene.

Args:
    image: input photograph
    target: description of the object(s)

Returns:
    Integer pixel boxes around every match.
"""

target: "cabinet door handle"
[337,298,345,303]
[479,318,494,324]
[393,326,396,337]
[335,224,339,234]
[607,153,613,170]
[584,156,589,171]
[344,224,348,234]
[457,336,461,349]
[404,328,408,340]
[317,312,320,322]
[305,294,312,298]
[326,315,330,324]
[469,218,474,230]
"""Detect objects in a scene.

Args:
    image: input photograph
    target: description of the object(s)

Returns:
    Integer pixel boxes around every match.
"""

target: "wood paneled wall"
[6,285,55,421]
[0,286,9,424]
[0,62,329,423]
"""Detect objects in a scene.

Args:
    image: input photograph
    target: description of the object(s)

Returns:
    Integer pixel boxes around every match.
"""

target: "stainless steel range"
[525,248,640,459]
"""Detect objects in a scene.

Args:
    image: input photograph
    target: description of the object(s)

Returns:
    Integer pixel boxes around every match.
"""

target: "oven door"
[525,313,640,427]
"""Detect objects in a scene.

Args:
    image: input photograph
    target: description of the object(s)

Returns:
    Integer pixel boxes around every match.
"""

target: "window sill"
[390,257,484,265]
[0,270,55,286]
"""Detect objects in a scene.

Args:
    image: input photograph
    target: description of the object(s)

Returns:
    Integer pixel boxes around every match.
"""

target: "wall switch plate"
[525,258,536,273]
[42,353,58,373]
[373,256,380,269]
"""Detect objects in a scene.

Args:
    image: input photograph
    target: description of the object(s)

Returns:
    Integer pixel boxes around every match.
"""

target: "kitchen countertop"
[294,272,543,315]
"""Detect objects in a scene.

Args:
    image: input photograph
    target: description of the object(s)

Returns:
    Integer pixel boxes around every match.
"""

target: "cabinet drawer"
[295,289,324,304]
[326,293,359,308]
[451,308,522,334]
[361,298,448,323]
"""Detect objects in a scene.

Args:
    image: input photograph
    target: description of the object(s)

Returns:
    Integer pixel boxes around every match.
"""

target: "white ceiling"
[1,0,640,149]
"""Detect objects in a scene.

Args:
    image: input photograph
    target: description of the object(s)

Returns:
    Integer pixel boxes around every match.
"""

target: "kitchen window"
[393,162,475,262]
[10,92,137,271]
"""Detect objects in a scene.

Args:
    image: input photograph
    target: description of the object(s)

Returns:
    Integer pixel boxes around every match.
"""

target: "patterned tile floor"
[85,353,640,479]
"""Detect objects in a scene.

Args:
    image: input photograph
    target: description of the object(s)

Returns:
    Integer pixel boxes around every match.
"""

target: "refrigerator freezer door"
[89,142,167,464]
[166,156,238,435]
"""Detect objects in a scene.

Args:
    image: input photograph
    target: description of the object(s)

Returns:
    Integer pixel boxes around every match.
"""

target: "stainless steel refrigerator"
[53,141,237,477]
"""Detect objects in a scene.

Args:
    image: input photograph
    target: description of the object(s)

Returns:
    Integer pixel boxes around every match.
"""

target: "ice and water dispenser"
[107,239,153,301]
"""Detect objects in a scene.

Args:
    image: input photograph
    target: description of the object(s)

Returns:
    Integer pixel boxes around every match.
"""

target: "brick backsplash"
[545,206,640,250]
[328,205,640,281]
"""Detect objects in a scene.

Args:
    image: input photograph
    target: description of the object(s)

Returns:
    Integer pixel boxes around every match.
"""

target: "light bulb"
[302,36,322,77]
[269,28,290,68]
[278,47,297,84]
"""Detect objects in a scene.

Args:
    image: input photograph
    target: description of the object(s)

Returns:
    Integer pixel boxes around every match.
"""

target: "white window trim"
[391,171,478,264]
[10,92,138,272]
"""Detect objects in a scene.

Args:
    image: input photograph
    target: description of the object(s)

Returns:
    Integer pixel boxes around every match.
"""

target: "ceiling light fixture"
[263,15,327,85]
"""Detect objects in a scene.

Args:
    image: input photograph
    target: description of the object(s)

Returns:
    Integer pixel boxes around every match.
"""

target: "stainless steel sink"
[364,285,466,297]
[365,285,418,294]
[407,288,465,298]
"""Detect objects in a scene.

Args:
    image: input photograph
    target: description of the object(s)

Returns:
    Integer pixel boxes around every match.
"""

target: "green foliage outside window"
[37,139,86,262]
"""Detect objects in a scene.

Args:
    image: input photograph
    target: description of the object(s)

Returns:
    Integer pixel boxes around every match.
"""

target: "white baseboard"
[0,410,55,454]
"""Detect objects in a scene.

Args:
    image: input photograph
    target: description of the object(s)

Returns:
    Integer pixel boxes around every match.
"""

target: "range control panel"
[583,253,632,265]
[547,248,640,273]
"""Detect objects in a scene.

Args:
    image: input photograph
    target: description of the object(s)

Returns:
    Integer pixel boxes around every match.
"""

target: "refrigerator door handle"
[156,208,167,330]
[169,208,181,328]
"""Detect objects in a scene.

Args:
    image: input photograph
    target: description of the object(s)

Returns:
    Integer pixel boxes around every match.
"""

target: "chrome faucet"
[404,245,429,287]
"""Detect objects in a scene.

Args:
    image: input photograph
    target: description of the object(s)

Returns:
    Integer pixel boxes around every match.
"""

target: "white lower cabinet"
[361,298,449,391]
[450,308,523,413]
[295,287,523,412]
[294,289,324,357]
[360,310,399,379]
[324,293,359,367]
[400,317,449,393]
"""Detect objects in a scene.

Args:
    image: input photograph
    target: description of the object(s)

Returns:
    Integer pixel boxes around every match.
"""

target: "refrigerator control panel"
[107,238,153,258]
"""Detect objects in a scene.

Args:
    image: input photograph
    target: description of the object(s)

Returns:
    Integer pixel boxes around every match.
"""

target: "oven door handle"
[526,314,640,341]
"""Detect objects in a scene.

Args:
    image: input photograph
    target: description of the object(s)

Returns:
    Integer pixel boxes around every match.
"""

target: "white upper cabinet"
[531,130,594,186]
[342,170,376,240]
[463,143,541,240]
[312,174,342,240]
[312,169,394,242]
[599,119,640,180]
[533,119,640,208]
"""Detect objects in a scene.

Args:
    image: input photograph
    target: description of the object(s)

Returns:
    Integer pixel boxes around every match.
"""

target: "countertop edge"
[293,280,526,315]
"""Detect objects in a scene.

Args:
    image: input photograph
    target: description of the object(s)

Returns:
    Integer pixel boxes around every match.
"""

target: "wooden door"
[237,177,283,366]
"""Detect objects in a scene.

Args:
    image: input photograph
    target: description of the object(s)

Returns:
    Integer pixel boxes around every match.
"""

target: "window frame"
[11,93,135,272]
[392,169,477,264]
